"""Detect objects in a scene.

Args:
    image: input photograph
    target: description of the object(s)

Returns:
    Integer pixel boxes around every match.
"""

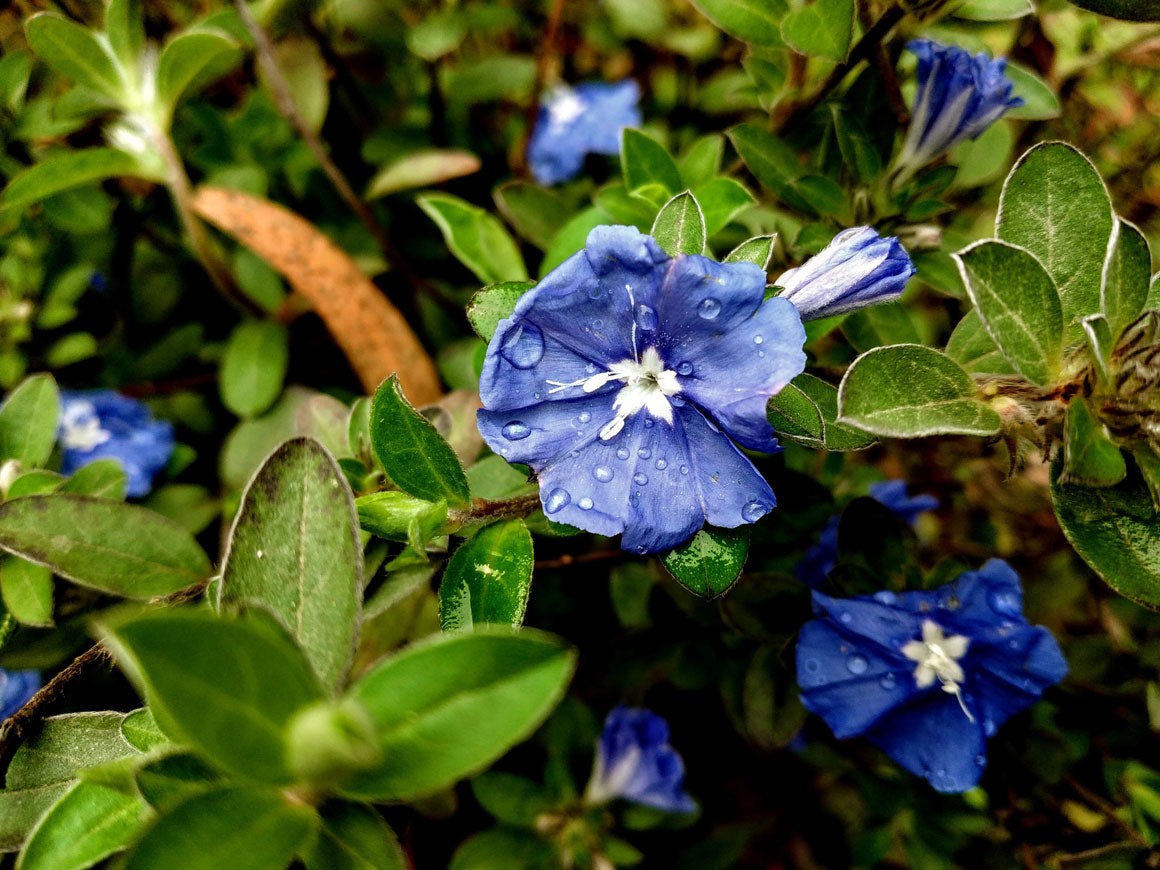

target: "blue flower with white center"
[776,227,916,322]
[1,668,40,719]
[584,706,696,813]
[796,559,1068,793]
[796,479,938,588]
[527,80,642,186]
[477,225,808,554]
[893,39,1023,186]
[59,391,175,498]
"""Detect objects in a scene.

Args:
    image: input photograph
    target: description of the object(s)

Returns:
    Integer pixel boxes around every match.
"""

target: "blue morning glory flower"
[1,668,40,719]
[584,706,696,813]
[477,225,808,554]
[894,39,1023,185]
[528,80,642,186]
[796,559,1068,793]
[775,227,916,321]
[59,391,175,498]
[796,479,938,588]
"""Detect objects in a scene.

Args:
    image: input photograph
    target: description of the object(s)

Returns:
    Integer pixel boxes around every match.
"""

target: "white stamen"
[60,401,111,451]
[545,87,587,127]
[902,619,974,722]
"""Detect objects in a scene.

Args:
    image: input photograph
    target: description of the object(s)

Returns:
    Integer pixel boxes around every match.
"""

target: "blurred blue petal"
[0,668,40,719]
[528,80,642,185]
[59,391,175,497]
[586,706,696,813]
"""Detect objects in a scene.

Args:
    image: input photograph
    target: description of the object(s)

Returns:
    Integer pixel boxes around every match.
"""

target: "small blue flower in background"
[894,39,1023,186]
[796,559,1068,793]
[59,391,175,497]
[477,225,808,554]
[1,668,40,719]
[796,479,937,587]
[528,80,642,186]
[775,227,916,321]
[584,706,696,813]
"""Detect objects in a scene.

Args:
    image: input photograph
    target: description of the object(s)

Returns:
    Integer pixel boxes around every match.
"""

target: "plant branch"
[519,0,567,172]
[455,492,544,525]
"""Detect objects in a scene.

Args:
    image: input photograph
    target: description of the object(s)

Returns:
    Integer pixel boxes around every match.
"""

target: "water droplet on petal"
[670,396,686,407]
[633,472,648,485]
[846,654,868,675]
[578,497,593,510]
[988,589,1021,617]
[544,488,570,514]
[637,447,651,459]
[636,304,658,331]
[879,673,897,689]
[873,590,898,605]
[753,335,763,344]
[578,411,591,423]
[616,447,630,460]
[697,297,721,320]
[676,361,693,376]
[983,718,997,737]
[680,465,689,474]
[585,363,597,374]
[644,418,655,428]
[499,321,545,369]
[501,421,530,441]
[975,754,987,767]
[837,610,852,625]
[655,458,667,470]
[741,501,766,522]
[805,659,820,673]
[594,466,613,482]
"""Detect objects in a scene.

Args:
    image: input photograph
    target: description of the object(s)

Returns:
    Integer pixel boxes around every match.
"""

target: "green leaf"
[692,178,755,236]
[1063,0,1160,20]
[1062,398,1127,486]
[493,183,568,250]
[7,713,138,789]
[59,459,128,499]
[945,309,1016,375]
[840,303,921,355]
[17,782,148,870]
[539,207,608,277]
[1081,313,1114,384]
[370,375,470,508]
[997,142,1114,329]
[724,234,776,270]
[953,239,1063,386]
[687,0,786,45]
[265,36,329,133]
[366,150,480,199]
[105,0,144,71]
[470,772,555,828]
[0,786,71,854]
[467,282,534,342]
[793,373,876,450]
[1101,219,1152,340]
[220,321,289,418]
[221,438,361,693]
[830,105,882,182]
[357,491,449,544]
[2,149,157,213]
[1050,458,1160,609]
[102,609,324,784]
[302,801,407,870]
[439,520,533,631]
[418,193,528,284]
[678,135,725,188]
[781,0,853,61]
[24,13,124,102]
[344,630,575,801]
[651,191,706,256]
[593,185,655,229]
[620,129,683,196]
[0,374,59,467]
[1134,447,1160,512]
[837,344,1001,437]
[950,120,1014,188]
[121,708,168,753]
[156,29,241,119]
[952,0,1033,19]
[1,555,52,626]
[767,382,824,448]
[727,124,816,215]
[124,786,317,870]
[0,495,211,598]
[1004,63,1061,121]
[661,526,750,597]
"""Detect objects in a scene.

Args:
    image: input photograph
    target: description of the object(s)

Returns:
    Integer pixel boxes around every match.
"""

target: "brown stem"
[519,0,568,172]
[456,492,544,525]
[859,0,909,125]
[535,549,624,571]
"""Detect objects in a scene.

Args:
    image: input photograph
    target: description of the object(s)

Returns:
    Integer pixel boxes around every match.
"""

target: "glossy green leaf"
[366,150,480,199]
[370,375,470,508]
[439,520,533,630]
[156,29,241,118]
[0,495,211,598]
[221,438,361,692]
[651,191,706,256]
[493,183,568,251]
[124,786,317,870]
[781,0,853,61]
[727,124,816,215]
[693,177,755,236]
[1062,398,1127,486]
[467,282,534,342]
[997,142,1114,329]
[0,555,52,626]
[344,630,575,801]
[302,801,407,870]
[24,14,124,102]
[687,0,786,45]
[661,526,750,597]
[121,708,168,753]
[954,239,1063,385]
[620,129,683,196]
[102,609,323,784]
[219,321,289,419]
[678,135,725,188]
[725,234,776,270]
[0,374,59,468]
[1051,458,1160,609]
[418,193,528,284]
[17,781,148,870]
[1064,0,1160,20]
[837,344,1001,437]
[1102,219,1152,339]
[2,149,158,212]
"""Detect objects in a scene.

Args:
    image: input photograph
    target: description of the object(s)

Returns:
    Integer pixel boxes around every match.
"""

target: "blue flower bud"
[1,668,40,719]
[776,227,916,322]
[584,706,696,814]
[528,81,642,186]
[894,39,1023,185]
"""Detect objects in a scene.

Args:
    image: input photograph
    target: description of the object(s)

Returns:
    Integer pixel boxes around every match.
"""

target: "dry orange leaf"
[191,186,442,404]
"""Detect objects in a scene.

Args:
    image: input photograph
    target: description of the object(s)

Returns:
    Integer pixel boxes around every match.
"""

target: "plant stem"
[520,0,567,172]
[455,492,544,525]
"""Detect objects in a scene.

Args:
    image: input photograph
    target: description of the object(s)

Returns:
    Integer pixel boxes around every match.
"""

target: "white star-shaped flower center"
[546,88,587,128]
[60,401,111,451]
[902,619,974,721]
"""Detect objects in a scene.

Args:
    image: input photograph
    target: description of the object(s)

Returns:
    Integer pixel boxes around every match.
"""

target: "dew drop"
[741,500,766,522]
[975,754,987,768]
[670,396,686,407]
[676,361,694,376]
[633,472,648,485]
[637,447,651,459]
[982,718,997,737]
[585,363,597,374]
[837,610,853,625]
[594,466,614,483]
[753,335,763,344]
[873,590,898,605]
[499,321,545,369]
[544,488,570,514]
[636,304,658,331]
[805,659,820,673]
[616,447,630,460]
[680,465,689,474]
[578,411,592,423]
[879,673,897,689]
[655,458,668,470]
[578,497,593,510]
[757,350,765,358]
[846,654,868,675]
[501,421,530,441]
[697,297,721,320]
[644,418,655,428]
[988,589,1020,617]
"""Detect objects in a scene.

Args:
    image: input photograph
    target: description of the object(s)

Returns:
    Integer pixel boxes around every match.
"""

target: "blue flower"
[775,227,916,321]
[1,668,40,719]
[528,80,642,186]
[796,479,937,587]
[477,225,808,554]
[584,706,696,813]
[59,391,175,497]
[894,39,1023,185]
[796,559,1068,793]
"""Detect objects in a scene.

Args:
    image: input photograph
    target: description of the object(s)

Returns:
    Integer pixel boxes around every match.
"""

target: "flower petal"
[477,393,619,474]
[967,625,1068,732]
[865,694,987,793]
